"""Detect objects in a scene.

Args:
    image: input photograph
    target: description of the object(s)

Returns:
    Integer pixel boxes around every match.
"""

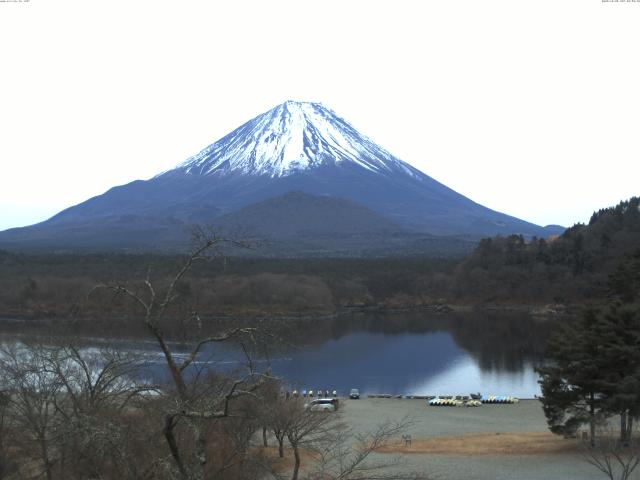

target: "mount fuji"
[0,101,563,254]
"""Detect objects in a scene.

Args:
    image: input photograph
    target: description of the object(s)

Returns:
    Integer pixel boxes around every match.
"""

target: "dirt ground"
[337,398,636,480]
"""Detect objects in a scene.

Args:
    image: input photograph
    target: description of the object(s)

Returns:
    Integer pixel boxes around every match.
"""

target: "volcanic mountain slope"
[0,101,563,252]
[214,191,400,238]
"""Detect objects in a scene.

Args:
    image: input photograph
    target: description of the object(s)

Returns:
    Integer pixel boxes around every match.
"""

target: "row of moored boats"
[428,395,519,407]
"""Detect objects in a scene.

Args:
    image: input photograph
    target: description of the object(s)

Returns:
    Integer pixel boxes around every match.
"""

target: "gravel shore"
[337,398,623,480]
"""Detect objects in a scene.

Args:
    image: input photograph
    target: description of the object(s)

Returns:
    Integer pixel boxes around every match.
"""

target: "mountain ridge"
[0,101,564,254]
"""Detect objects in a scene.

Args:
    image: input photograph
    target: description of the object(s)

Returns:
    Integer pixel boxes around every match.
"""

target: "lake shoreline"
[0,301,573,330]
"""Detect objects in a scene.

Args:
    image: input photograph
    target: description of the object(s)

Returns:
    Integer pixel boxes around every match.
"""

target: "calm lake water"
[208,312,551,398]
[1,311,555,399]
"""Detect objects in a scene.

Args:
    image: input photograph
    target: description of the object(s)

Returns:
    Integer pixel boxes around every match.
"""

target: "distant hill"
[215,191,400,238]
[454,197,640,303]
[210,192,480,257]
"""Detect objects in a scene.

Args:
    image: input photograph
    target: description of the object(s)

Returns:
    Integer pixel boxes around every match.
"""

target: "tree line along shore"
[0,197,638,324]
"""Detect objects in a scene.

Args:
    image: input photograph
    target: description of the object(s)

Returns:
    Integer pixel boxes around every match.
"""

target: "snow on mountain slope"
[174,100,421,178]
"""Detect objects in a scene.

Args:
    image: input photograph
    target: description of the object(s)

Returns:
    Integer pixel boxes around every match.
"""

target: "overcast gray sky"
[1,0,638,231]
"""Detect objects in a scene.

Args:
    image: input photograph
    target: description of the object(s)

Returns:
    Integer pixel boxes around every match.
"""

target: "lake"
[226,311,551,398]
[0,311,556,399]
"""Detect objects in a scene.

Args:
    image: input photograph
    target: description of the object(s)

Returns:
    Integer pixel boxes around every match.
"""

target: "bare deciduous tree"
[306,418,426,480]
[277,399,338,480]
[263,399,426,480]
[0,340,156,480]
[582,424,640,480]
[0,390,13,479]
[0,343,64,480]
[91,231,275,480]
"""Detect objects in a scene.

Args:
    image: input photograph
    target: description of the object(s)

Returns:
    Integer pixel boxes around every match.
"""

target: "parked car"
[349,388,360,399]
[305,398,338,412]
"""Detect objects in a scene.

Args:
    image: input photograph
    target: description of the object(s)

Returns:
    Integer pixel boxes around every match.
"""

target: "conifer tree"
[538,250,640,446]
[537,310,605,446]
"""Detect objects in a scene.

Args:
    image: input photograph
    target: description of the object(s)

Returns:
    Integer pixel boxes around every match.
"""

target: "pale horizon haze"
[1,0,639,232]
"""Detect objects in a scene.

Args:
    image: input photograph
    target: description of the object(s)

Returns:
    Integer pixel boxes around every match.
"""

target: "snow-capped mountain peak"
[174,101,419,178]
[0,100,565,251]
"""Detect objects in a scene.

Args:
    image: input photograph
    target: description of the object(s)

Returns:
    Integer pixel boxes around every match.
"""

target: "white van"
[305,398,338,412]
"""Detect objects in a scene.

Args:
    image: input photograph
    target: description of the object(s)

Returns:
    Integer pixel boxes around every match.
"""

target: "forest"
[0,197,638,326]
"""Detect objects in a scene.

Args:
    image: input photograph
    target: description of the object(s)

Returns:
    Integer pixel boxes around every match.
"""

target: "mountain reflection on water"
[0,311,555,399]
[261,312,553,398]
[167,311,553,398]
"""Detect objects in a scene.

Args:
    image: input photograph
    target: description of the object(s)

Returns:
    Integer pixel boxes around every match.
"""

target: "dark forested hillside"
[0,252,459,322]
[454,197,640,303]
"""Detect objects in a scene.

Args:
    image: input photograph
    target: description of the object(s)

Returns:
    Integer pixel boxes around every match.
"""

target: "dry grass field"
[377,431,578,456]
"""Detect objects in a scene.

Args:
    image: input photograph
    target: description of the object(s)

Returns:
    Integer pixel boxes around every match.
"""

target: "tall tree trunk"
[164,415,189,480]
[291,443,301,480]
[39,436,53,480]
[589,393,596,448]
[262,425,268,447]
[621,411,628,446]
[278,437,284,458]
[191,420,207,480]
[626,415,634,447]
[57,438,66,478]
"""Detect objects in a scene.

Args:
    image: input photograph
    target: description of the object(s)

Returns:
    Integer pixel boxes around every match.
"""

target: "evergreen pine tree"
[537,310,606,445]
[538,251,640,446]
